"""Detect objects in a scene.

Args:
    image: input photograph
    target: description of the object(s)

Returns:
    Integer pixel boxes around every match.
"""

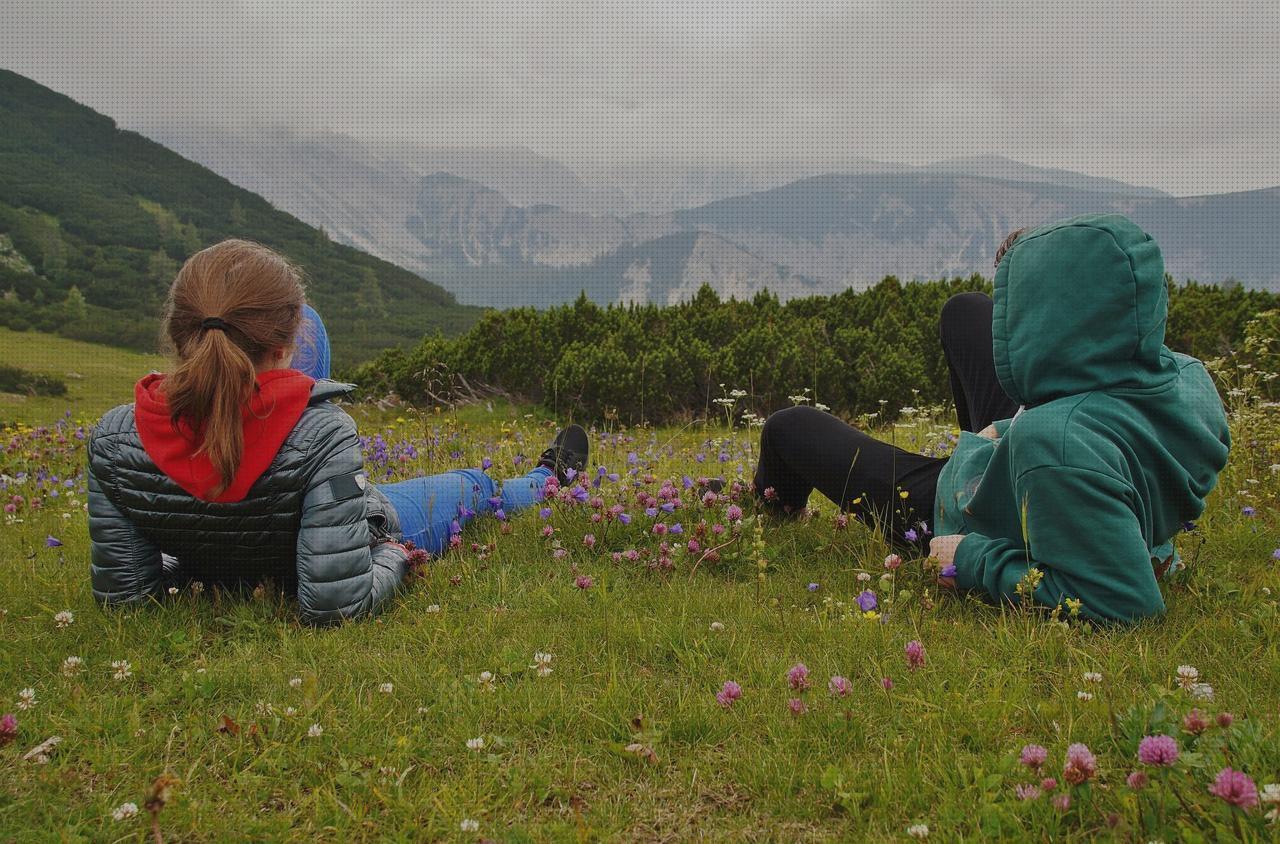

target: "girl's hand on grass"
[930,535,964,588]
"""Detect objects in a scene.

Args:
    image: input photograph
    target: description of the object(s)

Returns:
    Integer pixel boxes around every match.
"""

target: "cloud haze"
[5,0,1277,195]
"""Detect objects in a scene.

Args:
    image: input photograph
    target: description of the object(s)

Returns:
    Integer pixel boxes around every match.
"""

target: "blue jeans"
[295,308,549,555]
[380,466,552,556]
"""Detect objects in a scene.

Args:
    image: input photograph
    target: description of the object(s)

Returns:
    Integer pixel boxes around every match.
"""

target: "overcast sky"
[4,0,1277,196]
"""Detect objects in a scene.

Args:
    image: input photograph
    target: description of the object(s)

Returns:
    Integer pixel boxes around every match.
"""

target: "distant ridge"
[0,69,481,362]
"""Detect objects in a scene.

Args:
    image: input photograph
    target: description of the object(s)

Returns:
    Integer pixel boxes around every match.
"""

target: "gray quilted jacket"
[87,380,409,625]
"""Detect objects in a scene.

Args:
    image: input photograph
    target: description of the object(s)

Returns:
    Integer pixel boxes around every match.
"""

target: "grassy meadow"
[1,330,1278,841]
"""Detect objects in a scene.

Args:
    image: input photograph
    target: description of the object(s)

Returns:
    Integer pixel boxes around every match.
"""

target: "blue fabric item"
[293,304,331,380]
[379,466,552,556]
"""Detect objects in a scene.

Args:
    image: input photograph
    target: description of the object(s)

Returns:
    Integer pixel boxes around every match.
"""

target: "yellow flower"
[862,610,880,621]
[899,491,909,499]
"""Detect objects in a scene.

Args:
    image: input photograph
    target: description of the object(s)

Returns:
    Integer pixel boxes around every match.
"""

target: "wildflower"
[828,675,852,697]
[478,671,496,692]
[709,621,725,632]
[112,660,132,681]
[283,706,297,717]
[788,698,807,716]
[1040,777,1058,791]
[1217,712,1234,728]
[0,713,16,745]
[1015,783,1041,801]
[1261,783,1280,821]
[904,640,925,671]
[1020,744,1048,771]
[425,604,441,614]
[53,610,74,628]
[574,575,594,590]
[1209,767,1259,809]
[539,507,552,519]
[45,535,62,548]
[1052,793,1071,811]
[906,824,929,839]
[857,572,871,583]
[531,652,553,677]
[884,553,902,570]
[481,457,492,471]
[727,505,743,522]
[1077,691,1094,702]
[807,582,820,592]
[787,663,810,691]
[856,590,878,612]
[111,802,139,821]
[1242,506,1256,516]
[716,681,742,708]
[379,683,394,695]
[17,688,36,710]
[881,677,893,690]
[460,818,480,832]
[904,528,919,542]
[1175,664,1199,690]
[1063,743,1097,785]
[939,564,957,578]
[1082,671,1102,684]
[582,533,595,548]
[61,656,82,676]
[1183,709,1210,734]
[466,736,485,751]
[1190,682,1214,701]
[1138,735,1179,767]
[289,677,302,689]
[1127,770,1149,790]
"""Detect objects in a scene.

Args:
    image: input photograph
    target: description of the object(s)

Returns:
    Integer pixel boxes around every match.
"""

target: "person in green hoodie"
[753,213,1231,623]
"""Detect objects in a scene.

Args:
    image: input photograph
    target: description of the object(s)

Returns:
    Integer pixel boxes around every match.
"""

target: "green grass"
[0,327,164,425]
[1,335,1278,841]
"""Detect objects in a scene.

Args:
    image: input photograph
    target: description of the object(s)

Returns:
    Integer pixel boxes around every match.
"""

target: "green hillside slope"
[0,69,481,366]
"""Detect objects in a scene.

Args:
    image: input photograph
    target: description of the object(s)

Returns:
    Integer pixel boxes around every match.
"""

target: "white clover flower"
[531,652,554,677]
[907,824,930,839]
[167,586,179,595]
[61,656,83,676]
[814,402,831,412]
[17,687,36,710]
[255,701,274,717]
[466,736,485,751]
[1190,682,1214,701]
[460,818,480,832]
[379,682,394,694]
[1083,672,1103,684]
[54,610,74,628]
[1077,691,1094,702]
[307,723,323,738]
[289,677,302,689]
[283,706,297,717]
[1175,665,1199,690]
[709,621,725,632]
[111,802,139,821]
[190,581,205,594]
[425,604,442,614]
[477,671,496,692]
[112,660,132,681]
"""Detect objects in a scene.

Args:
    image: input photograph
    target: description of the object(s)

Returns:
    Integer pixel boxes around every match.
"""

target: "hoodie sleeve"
[951,465,1164,623]
[88,433,164,605]
[295,409,408,626]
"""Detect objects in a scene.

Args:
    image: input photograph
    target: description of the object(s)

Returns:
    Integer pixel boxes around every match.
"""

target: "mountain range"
[0,71,480,363]
[148,126,1280,306]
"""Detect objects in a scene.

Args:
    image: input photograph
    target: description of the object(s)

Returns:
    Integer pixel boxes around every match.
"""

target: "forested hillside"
[0,70,480,365]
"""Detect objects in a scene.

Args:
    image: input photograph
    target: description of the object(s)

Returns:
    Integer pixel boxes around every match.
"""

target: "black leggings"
[753,292,1020,552]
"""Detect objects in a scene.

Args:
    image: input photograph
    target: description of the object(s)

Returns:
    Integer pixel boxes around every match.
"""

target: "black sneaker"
[538,424,589,485]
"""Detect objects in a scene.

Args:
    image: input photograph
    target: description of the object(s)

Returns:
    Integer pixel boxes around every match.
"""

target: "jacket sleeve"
[88,438,164,606]
[951,465,1165,623]
[295,410,408,625]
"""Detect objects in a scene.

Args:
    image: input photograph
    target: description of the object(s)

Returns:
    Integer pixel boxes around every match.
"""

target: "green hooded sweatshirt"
[933,213,1231,623]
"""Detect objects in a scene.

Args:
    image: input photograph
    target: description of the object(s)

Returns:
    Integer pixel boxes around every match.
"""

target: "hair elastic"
[200,317,230,332]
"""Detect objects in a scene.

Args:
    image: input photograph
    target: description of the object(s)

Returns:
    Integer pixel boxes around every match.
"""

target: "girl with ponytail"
[87,240,587,624]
